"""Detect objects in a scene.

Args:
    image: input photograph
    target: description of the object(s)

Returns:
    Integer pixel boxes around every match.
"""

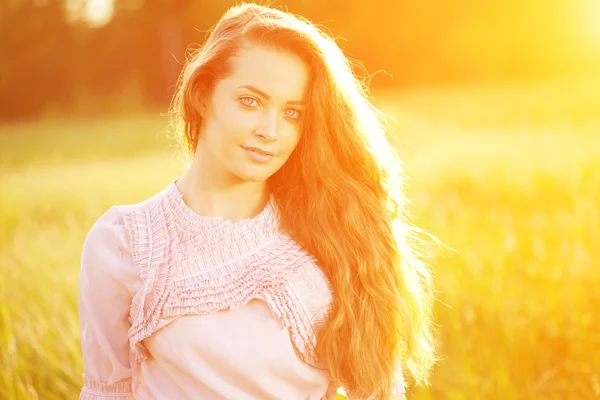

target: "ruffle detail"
[173,206,281,276]
[258,286,318,366]
[122,180,334,367]
[79,392,134,400]
[124,193,179,362]
[166,234,327,367]
[168,234,310,312]
[164,177,279,243]
[79,374,133,399]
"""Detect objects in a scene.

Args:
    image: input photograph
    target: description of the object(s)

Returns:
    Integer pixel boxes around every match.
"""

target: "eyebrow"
[238,85,305,106]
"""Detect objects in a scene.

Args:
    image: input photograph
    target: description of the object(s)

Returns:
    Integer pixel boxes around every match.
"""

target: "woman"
[78,4,436,400]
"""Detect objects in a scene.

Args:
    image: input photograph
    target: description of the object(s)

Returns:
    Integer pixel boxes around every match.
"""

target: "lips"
[242,146,275,163]
[242,146,274,156]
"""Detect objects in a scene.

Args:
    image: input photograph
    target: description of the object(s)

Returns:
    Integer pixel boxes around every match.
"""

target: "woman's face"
[195,44,309,184]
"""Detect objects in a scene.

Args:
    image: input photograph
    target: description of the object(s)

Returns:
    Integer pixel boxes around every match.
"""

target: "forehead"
[223,45,310,101]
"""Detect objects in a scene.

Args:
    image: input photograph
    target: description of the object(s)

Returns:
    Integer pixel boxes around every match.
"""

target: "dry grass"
[1,78,599,399]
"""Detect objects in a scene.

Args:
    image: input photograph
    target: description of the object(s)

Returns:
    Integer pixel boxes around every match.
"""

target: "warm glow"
[83,0,114,26]
[574,0,600,49]
[588,0,600,41]
[3,1,600,399]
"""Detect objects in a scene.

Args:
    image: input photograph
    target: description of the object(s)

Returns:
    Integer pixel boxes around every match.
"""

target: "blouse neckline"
[163,178,280,241]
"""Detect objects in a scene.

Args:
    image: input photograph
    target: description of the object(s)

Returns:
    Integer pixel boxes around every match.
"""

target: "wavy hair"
[169,3,436,398]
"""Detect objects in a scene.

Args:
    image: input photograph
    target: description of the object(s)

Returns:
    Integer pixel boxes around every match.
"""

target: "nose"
[254,109,278,141]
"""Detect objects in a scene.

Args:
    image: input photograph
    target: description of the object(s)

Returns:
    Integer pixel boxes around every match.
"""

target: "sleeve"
[78,212,135,399]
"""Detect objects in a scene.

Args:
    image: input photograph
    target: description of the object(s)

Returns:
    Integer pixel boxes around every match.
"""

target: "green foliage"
[2,0,599,120]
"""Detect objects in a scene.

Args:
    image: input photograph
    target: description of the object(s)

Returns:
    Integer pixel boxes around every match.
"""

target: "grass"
[1,77,599,399]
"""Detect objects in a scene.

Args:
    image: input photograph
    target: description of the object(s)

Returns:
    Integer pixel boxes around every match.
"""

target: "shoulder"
[80,205,138,279]
[84,206,130,252]
[85,182,174,252]
[81,183,170,278]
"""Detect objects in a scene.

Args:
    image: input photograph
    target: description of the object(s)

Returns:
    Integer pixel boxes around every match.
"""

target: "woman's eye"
[284,109,301,119]
[239,97,259,107]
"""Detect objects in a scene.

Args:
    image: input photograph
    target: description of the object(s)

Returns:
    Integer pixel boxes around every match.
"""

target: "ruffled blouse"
[77,178,406,399]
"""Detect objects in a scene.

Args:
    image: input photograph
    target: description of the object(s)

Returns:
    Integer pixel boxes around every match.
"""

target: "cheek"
[209,106,255,148]
[280,125,302,157]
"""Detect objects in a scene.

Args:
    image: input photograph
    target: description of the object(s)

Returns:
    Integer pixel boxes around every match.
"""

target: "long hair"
[169,3,436,398]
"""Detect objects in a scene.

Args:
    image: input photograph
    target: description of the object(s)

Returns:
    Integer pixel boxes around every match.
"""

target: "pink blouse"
[78,179,406,399]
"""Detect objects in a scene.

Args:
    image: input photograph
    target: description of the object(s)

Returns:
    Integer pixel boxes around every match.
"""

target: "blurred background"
[1,0,599,399]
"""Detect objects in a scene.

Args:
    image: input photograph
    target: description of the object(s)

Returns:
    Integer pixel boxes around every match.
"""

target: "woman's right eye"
[239,96,259,108]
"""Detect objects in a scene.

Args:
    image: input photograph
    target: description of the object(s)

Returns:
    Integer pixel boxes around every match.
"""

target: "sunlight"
[83,0,114,26]
[582,0,600,44]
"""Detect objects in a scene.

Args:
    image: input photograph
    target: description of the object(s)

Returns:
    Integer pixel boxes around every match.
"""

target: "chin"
[233,168,274,183]
[229,160,282,183]
[239,174,269,183]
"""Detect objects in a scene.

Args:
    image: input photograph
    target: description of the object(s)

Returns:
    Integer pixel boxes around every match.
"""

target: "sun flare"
[83,0,114,26]
[582,0,600,44]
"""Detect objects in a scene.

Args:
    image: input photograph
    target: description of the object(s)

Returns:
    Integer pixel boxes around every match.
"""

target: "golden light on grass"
[1,78,599,398]
[2,1,600,397]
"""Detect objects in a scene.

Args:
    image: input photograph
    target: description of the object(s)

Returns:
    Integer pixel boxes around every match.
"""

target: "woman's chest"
[143,298,329,383]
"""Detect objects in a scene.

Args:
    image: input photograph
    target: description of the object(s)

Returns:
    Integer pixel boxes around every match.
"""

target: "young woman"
[78,4,436,399]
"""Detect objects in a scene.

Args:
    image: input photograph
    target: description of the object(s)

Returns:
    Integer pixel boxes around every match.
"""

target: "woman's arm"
[78,215,135,399]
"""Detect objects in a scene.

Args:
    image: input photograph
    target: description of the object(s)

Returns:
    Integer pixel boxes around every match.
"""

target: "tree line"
[0,0,595,121]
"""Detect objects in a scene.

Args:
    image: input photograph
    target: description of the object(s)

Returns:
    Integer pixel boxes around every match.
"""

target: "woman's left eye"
[284,109,301,119]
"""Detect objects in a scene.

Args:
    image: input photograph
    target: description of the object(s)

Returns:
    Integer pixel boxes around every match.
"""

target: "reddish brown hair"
[169,4,436,398]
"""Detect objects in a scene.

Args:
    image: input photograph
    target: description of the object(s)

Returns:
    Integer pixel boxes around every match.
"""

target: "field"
[1,77,599,399]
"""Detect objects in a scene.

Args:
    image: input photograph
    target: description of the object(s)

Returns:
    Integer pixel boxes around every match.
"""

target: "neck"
[176,154,270,223]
